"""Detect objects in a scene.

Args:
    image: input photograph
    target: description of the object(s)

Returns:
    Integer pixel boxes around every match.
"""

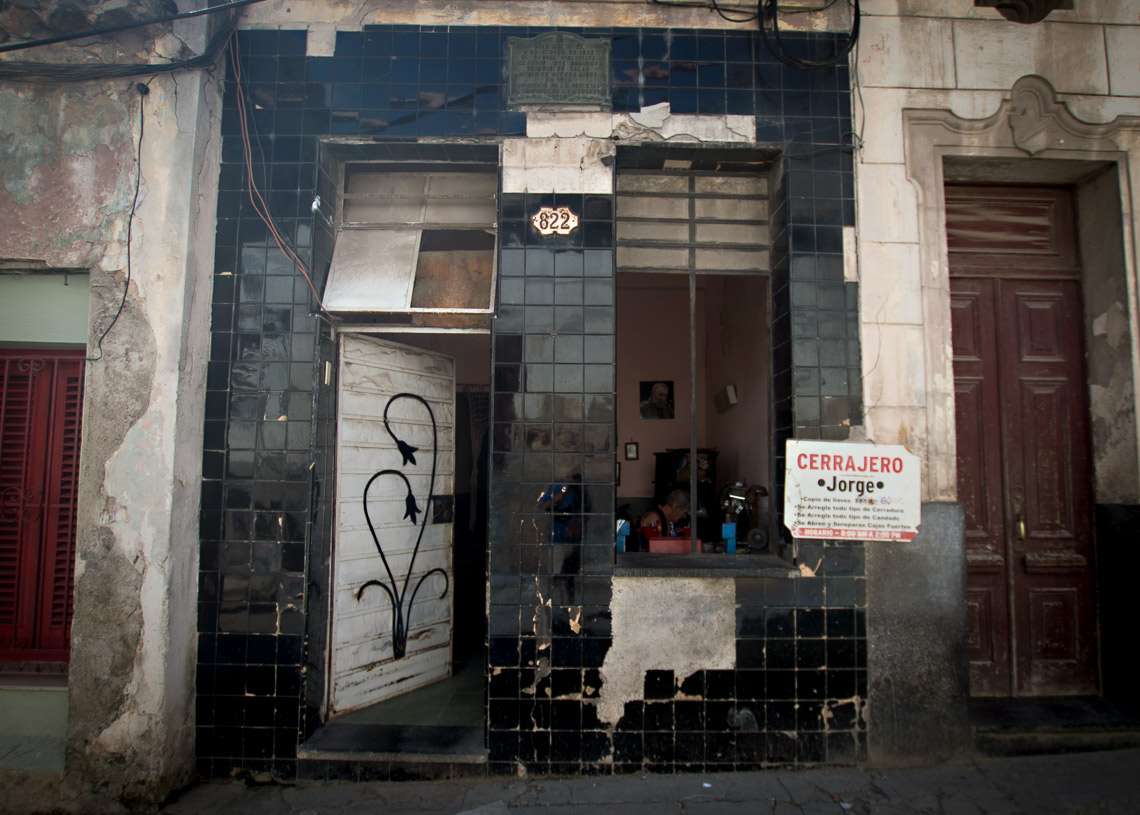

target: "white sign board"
[784,440,921,541]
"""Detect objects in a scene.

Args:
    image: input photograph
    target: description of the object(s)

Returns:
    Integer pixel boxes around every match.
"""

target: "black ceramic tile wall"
[200,23,862,779]
[489,190,616,774]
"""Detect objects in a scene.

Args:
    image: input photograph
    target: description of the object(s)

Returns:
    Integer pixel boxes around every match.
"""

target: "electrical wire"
[88,82,149,363]
[648,0,839,19]
[0,15,237,82]
[227,34,326,311]
[710,0,759,24]
[759,0,860,70]
[0,0,267,54]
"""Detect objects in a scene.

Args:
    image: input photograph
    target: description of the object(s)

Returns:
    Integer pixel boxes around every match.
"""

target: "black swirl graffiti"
[355,393,449,660]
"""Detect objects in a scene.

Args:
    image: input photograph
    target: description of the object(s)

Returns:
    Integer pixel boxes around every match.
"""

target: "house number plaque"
[531,206,579,236]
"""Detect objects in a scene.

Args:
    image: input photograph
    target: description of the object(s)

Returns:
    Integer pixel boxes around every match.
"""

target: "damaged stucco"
[1077,167,1140,504]
[0,12,222,809]
[597,578,736,725]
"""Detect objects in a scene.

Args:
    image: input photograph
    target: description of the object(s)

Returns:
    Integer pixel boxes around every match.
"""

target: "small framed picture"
[639,380,675,420]
[624,442,639,461]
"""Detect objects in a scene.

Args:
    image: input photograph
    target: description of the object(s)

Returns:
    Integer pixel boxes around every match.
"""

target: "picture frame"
[624,442,639,461]
[638,380,675,420]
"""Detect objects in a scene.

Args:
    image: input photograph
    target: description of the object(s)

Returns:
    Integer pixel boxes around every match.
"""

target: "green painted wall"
[0,274,89,345]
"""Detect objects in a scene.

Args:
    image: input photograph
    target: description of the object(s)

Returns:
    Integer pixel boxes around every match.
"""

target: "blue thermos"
[722,522,737,554]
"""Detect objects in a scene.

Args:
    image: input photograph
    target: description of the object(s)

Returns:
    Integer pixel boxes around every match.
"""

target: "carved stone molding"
[904,75,1140,169]
[897,74,1140,502]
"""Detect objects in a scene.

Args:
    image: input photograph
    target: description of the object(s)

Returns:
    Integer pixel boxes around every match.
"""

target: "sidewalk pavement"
[163,748,1140,815]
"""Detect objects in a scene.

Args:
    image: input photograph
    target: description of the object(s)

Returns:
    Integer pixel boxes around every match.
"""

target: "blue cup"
[722,522,737,554]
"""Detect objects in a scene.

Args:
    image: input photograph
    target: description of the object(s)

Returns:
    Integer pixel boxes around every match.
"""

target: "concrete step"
[971,696,1140,757]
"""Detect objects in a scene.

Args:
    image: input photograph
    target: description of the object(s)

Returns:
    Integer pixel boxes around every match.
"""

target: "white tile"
[859,242,923,325]
[861,0,1140,25]
[1059,93,1140,122]
[526,112,614,138]
[859,0,980,17]
[502,137,614,194]
[856,88,1003,164]
[953,20,1109,95]
[858,16,956,89]
[864,405,929,456]
[855,164,919,244]
[861,324,927,407]
[306,24,336,57]
[1105,26,1140,97]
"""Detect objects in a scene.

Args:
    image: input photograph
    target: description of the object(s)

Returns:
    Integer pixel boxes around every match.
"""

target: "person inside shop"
[635,488,690,549]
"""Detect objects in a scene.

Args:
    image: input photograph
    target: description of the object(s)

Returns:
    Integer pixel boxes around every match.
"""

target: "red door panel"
[950,279,1011,695]
[0,351,84,663]
[948,185,1098,698]
[998,280,1097,695]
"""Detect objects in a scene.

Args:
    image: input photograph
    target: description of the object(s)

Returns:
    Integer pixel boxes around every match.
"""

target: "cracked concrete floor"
[161,749,1140,814]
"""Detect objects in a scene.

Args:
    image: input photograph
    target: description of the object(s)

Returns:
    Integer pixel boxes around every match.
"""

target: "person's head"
[649,382,670,406]
[661,489,690,522]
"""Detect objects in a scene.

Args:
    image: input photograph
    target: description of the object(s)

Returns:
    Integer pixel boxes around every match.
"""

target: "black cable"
[759,0,859,70]
[0,0,267,54]
[648,0,838,17]
[88,82,149,363]
[710,0,759,23]
[0,18,237,82]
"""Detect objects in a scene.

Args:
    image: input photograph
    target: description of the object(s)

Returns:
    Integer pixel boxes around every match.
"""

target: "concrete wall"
[1076,168,1139,505]
[856,0,1140,764]
[0,274,90,345]
[855,0,1140,496]
[0,9,222,808]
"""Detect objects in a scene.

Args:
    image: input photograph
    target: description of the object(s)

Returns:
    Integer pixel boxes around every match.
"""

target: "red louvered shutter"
[0,351,85,664]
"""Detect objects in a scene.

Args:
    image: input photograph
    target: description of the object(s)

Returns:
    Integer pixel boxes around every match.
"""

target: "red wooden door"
[948,186,1098,697]
[0,350,84,663]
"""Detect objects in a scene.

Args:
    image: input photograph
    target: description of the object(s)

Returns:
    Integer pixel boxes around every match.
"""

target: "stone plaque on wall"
[507,32,611,108]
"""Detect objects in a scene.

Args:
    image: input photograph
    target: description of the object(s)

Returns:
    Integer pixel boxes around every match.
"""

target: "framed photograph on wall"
[624,442,639,461]
[639,380,675,420]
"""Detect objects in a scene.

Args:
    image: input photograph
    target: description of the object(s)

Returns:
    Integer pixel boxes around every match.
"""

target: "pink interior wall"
[616,274,768,499]
[615,274,708,498]
[706,276,769,491]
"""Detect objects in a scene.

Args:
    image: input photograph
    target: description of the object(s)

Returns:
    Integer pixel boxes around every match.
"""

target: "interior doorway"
[313,331,489,756]
[948,185,1099,697]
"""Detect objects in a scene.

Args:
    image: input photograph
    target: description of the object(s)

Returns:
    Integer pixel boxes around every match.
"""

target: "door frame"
[897,76,1140,703]
[945,188,1100,695]
[901,75,1140,502]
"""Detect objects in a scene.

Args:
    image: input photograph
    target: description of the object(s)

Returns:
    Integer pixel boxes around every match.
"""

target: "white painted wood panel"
[331,333,455,716]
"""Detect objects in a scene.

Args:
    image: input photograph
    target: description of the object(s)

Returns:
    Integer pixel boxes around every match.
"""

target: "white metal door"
[331,334,455,715]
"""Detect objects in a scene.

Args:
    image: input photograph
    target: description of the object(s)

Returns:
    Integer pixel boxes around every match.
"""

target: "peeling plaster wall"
[240,0,849,35]
[598,578,736,724]
[1077,167,1139,504]
[0,20,222,809]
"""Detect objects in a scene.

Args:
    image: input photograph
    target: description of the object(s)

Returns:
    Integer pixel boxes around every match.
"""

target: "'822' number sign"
[531,206,580,236]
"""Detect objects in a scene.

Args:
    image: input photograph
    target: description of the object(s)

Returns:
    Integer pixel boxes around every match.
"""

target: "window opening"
[615,159,774,561]
[325,166,497,321]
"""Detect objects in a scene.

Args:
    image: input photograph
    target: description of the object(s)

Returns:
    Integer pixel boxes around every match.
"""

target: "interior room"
[612,148,775,559]
[616,272,771,554]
